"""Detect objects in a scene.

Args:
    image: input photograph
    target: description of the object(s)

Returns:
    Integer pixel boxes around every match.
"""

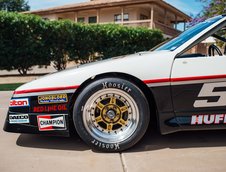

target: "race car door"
[171,54,226,128]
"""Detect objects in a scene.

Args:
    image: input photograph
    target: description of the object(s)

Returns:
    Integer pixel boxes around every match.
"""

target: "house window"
[114,14,121,22]
[78,17,85,23]
[114,13,129,22]
[124,13,129,21]
[88,16,97,23]
[140,14,148,20]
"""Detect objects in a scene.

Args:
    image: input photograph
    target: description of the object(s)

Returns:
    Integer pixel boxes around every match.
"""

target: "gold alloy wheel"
[83,88,139,143]
[94,96,129,132]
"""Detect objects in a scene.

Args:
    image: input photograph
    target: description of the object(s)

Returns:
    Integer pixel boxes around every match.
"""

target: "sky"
[28,0,204,16]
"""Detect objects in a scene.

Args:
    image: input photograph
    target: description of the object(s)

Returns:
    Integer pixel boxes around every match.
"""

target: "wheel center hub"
[102,104,121,123]
[106,110,116,119]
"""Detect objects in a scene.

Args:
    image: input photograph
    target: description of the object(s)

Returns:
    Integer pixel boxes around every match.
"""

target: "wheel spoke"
[95,116,103,123]
[107,123,113,131]
[118,119,126,126]
[120,106,128,113]
[110,97,116,105]
[96,102,104,110]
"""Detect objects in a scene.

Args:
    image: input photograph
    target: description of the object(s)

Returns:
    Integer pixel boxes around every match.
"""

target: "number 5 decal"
[194,82,226,108]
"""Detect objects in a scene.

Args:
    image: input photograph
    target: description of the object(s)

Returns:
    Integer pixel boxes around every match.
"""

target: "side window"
[179,27,226,58]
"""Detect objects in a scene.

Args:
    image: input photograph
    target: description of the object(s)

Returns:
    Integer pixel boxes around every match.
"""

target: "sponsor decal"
[191,114,226,125]
[37,115,66,131]
[9,98,29,107]
[33,104,67,113]
[38,94,68,104]
[194,82,226,108]
[9,114,29,124]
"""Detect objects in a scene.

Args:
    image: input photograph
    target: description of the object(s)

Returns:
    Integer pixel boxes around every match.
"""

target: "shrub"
[0,11,49,75]
[0,11,164,74]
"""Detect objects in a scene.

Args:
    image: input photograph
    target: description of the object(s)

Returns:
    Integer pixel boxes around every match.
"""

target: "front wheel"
[73,77,150,152]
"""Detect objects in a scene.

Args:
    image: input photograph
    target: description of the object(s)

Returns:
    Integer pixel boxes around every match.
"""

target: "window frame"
[114,13,129,22]
[88,16,97,23]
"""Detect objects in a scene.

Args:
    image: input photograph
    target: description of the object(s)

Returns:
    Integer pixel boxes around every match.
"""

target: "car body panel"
[14,50,175,95]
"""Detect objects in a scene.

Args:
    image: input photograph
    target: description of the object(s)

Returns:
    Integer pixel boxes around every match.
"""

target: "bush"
[91,24,163,58]
[0,11,164,74]
[0,11,50,75]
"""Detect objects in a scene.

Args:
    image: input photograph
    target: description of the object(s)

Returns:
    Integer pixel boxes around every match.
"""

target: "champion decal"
[37,115,67,131]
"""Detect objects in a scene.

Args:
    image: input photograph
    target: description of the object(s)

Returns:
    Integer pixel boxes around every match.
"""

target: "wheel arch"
[68,72,158,127]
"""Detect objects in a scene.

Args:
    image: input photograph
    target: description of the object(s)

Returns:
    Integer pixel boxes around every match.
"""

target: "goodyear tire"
[73,78,150,152]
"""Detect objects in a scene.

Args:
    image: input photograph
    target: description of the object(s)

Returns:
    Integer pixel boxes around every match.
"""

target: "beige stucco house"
[26,0,191,38]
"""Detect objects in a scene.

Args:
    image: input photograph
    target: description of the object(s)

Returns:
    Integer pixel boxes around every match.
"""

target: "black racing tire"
[73,77,150,152]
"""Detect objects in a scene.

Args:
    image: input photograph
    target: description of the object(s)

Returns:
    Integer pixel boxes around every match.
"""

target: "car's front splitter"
[3,93,74,137]
[3,112,70,137]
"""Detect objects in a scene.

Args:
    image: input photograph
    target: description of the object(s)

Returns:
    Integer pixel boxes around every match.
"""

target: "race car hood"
[15,50,175,93]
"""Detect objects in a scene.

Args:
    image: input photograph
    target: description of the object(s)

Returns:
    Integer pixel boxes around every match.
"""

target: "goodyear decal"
[38,94,68,104]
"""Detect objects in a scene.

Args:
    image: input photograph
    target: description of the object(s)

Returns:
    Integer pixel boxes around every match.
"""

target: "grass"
[0,83,24,91]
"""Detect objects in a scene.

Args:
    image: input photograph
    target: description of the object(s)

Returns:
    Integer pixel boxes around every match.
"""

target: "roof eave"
[24,0,191,21]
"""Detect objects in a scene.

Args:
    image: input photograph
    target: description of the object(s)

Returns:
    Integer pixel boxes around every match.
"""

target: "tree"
[190,0,225,26]
[200,0,225,18]
[0,0,30,12]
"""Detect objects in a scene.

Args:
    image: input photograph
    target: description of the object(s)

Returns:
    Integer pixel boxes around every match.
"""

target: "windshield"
[155,15,224,51]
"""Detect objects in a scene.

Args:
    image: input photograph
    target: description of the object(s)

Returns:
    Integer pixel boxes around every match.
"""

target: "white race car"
[4,15,226,152]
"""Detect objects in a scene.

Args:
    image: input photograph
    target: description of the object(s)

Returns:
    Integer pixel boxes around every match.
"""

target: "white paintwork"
[15,50,176,92]
[172,55,226,78]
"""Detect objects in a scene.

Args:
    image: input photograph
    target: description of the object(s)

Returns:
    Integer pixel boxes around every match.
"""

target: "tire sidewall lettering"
[102,81,132,93]
[91,139,120,150]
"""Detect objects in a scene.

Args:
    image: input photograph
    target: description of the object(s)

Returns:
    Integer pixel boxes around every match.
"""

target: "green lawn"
[0,83,24,91]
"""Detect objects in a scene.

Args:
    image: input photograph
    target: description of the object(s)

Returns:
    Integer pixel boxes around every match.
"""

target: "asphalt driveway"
[1,91,226,172]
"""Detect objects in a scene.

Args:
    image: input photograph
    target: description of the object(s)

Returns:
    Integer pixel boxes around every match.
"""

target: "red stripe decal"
[143,78,170,84]
[14,85,79,95]
[13,74,226,95]
[144,74,226,84]
[171,74,226,82]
